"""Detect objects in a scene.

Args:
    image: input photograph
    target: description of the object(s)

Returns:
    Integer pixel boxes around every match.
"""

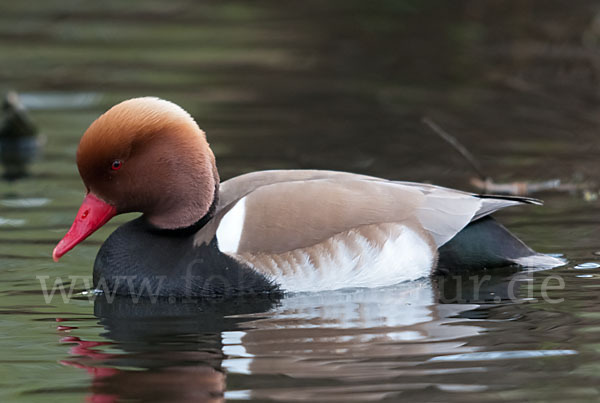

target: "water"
[2,0,600,401]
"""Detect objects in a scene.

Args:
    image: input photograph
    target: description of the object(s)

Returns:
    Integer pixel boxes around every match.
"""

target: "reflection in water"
[428,350,577,362]
[57,270,537,402]
[59,296,277,402]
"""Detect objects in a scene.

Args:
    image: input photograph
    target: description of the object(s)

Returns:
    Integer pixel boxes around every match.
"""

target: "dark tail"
[436,216,564,274]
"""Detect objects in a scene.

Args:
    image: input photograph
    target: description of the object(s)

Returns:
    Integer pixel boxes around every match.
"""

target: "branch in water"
[422,117,488,180]
[470,177,592,196]
[421,116,595,197]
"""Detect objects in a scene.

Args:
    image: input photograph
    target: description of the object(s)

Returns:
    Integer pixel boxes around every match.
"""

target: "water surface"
[1,1,600,401]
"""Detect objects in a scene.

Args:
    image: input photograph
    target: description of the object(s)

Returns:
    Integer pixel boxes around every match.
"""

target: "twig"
[420,117,593,196]
[470,177,590,195]
[422,117,488,180]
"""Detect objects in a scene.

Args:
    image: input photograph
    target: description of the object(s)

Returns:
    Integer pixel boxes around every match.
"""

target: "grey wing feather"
[473,195,541,221]
[394,182,542,246]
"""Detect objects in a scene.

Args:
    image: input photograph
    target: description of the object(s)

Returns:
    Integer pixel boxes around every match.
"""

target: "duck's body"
[53,98,563,298]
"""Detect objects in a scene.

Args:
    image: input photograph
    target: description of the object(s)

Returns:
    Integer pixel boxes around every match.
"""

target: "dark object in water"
[0,92,39,180]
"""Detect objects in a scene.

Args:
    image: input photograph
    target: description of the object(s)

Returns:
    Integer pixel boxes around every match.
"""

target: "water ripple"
[0,198,50,208]
[429,350,578,362]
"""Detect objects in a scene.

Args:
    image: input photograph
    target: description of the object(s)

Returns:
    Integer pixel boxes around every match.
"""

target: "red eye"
[111,160,122,171]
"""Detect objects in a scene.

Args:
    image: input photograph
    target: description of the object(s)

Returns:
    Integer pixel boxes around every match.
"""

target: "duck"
[52,97,564,298]
[0,91,40,180]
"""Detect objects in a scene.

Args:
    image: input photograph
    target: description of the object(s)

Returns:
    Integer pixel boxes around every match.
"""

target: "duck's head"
[53,97,218,261]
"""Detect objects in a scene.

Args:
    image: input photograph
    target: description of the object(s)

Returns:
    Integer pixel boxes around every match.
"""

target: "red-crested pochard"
[53,97,563,297]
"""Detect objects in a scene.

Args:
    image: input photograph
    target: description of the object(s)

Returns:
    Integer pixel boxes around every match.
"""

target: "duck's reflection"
[58,268,527,402]
[59,296,277,403]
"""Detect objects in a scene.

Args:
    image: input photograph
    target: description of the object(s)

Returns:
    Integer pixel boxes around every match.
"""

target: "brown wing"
[217,169,384,208]
[225,179,426,254]
[196,170,534,253]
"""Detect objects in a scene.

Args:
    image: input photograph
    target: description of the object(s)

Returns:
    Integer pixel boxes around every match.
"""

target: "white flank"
[239,225,435,293]
[216,197,246,253]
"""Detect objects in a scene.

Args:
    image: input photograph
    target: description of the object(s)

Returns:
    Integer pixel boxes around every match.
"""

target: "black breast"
[93,217,279,298]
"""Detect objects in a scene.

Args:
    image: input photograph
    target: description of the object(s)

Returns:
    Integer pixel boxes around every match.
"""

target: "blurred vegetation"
[1,1,600,186]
